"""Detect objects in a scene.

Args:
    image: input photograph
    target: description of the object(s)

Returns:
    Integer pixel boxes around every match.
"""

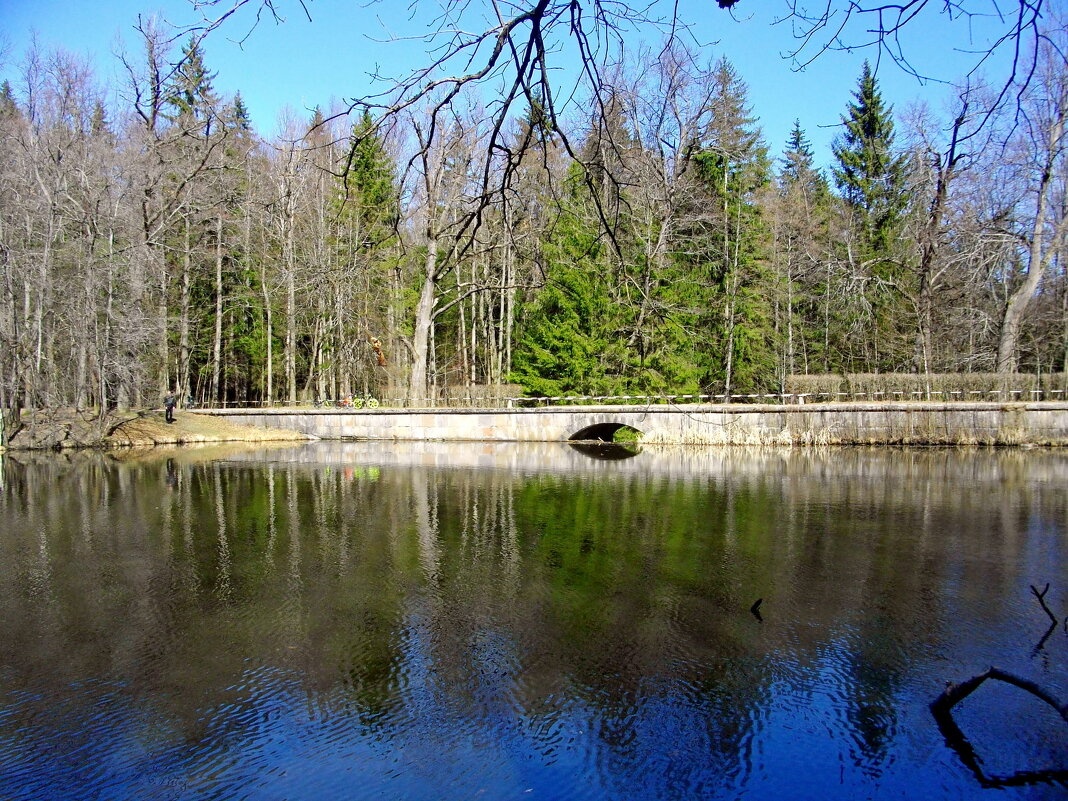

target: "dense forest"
[0,17,1065,416]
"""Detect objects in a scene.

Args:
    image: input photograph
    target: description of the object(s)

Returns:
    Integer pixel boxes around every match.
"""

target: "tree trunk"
[212,213,224,403]
[997,94,1065,372]
[285,216,297,404]
[178,217,192,405]
[409,243,438,405]
[261,259,273,404]
[157,255,169,403]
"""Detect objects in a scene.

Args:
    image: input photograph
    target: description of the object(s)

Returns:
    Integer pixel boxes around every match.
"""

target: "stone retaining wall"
[205,402,1068,446]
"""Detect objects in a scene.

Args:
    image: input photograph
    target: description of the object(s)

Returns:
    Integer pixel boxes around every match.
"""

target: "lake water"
[1,442,1066,800]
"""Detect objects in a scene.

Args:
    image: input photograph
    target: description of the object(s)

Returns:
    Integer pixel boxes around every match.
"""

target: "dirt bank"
[3,408,312,451]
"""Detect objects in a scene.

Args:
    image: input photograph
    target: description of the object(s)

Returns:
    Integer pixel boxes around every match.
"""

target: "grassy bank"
[3,408,311,451]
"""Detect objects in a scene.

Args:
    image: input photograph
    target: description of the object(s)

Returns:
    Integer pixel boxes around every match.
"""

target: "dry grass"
[108,411,310,448]
[5,408,310,451]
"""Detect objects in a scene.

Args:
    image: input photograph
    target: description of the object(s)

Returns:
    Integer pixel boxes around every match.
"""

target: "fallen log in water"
[931,666,1068,789]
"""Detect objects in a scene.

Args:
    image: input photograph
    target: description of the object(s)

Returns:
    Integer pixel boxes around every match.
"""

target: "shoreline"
[3,401,1067,450]
[1,409,311,451]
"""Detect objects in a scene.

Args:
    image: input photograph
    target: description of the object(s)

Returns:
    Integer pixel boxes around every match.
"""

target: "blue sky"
[0,0,1017,167]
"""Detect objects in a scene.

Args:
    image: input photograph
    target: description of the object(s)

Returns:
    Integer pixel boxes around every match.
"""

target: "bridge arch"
[568,422,643,442]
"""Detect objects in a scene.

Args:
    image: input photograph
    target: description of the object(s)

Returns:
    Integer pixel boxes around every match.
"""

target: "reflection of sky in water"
[1,443,1067,800]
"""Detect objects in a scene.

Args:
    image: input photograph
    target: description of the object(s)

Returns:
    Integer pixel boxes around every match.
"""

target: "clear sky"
[0,0,1018,168]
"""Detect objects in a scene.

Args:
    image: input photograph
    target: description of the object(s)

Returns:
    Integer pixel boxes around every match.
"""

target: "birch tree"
[995,29,1068,372]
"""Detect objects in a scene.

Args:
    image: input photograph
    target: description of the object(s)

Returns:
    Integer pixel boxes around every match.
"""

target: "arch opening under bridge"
[568,422,643,442]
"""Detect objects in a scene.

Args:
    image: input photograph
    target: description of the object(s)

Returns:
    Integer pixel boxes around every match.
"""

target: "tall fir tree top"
[831,62,902,204]
[708,57,763,159]
[166,38,219,124]
[0,81,18,119]
[782,120,812,173]
[90,100,110,138]
[337,108,399,243]
[695,58,769,194]
[227,92,252,133]
[830,61,908,247]
[780,119,827,197]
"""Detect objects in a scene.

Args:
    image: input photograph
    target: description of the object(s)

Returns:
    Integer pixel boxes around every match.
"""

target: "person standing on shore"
[164,392,177,424]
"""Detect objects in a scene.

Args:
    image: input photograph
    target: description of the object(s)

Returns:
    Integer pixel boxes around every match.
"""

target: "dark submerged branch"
[931,666,1068,789]
[1031,582,1058,624]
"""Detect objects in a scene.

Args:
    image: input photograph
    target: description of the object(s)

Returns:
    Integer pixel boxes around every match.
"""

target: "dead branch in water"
[931,666,1068,789]
[749,598,763,622]
[932,667,1068,722]
[1029,583,1066,655]
[1031,583,1058,625]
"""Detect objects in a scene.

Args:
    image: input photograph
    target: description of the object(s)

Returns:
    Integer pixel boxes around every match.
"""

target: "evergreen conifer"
[831,62,908,252]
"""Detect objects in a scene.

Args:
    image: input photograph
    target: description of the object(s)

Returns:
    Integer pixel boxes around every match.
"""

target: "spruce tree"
[831,62,907,252]
[325,109,400,393]
[511,197,613,394]
[0,81,18,119]
[781,119,827,199]
[774,120,837,377]
[226,92,253,134]
[831,63,914,371]
[340,109,400,248]
[691,58,776,395]
[166,38,220,129]
[511,164,631,397]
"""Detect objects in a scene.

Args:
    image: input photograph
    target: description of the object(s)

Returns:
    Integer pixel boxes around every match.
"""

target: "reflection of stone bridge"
[218,440,1068,490]
[206,402,1068,445]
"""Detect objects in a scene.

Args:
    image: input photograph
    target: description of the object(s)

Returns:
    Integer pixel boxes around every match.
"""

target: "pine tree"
[321,109,400,396]
[340,109,400,248]
[691,58,776,395]
[225,92,253,135]
[831,62,908,252]
[780,120,827,199]
[579,87,635,207]
[0,81,18,119]
[830,62,914,371]
[89,101,109,138]
[166,38,220,130]
[773,120,837,378]
[511,161,639,397]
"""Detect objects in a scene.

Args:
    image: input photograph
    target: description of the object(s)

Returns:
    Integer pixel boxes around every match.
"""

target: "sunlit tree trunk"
[997,105,1066,371]
[211,212,224,403]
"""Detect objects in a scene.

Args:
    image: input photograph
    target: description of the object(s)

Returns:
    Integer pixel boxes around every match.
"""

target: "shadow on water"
[568,441,642,460]
[934,708,1068,790]
[931,668,1068,791]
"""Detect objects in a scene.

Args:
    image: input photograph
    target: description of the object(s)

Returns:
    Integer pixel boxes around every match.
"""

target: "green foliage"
[512,60,784,399]
[227,92,252,134]
[829,62,914,372]
[338,109,400,247]
[0,80,16,118]
[831,62,908,254]
[510,196,621,396]
[780,119,829,199]
[512,160,708,397]
[690,60,777,393]
[166,38,219,125]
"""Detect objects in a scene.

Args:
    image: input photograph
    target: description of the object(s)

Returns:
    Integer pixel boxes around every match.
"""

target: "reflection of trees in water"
[1,447,1066,779]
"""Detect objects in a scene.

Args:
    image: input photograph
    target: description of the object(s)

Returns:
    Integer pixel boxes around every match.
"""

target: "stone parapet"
[203,402,1068,446]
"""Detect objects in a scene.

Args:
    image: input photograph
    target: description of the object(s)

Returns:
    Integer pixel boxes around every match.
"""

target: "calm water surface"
[1,442,1066,800]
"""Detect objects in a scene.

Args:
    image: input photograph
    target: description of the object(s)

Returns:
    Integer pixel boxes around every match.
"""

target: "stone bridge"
[206,401,1068,445]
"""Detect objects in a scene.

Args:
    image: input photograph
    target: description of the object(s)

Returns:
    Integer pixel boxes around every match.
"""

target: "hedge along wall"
[785,373,1068,402]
